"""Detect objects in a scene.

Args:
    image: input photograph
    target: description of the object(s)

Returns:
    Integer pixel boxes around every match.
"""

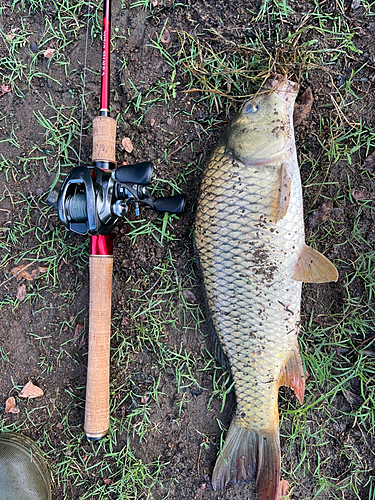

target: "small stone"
[30,42,38,53]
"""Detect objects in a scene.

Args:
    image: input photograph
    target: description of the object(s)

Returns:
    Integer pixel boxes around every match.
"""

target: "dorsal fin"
[292,244,338,283]
[277,162,292,222]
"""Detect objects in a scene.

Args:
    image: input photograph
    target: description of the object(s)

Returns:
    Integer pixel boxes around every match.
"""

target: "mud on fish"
[194,75,338,500]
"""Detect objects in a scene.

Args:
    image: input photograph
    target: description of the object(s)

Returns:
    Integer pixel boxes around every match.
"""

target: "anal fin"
[292,244,338,283]
[278,344,305,404]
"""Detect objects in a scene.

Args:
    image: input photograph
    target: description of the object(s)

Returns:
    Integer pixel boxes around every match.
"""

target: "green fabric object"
[0,433,51,500]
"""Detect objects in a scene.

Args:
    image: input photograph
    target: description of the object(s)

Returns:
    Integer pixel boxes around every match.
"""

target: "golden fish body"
[194,76,337,500]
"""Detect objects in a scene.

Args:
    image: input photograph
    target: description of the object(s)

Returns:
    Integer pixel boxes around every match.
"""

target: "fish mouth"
[264,74,299,99]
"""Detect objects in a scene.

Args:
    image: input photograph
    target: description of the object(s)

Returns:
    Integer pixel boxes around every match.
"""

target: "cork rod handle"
[84,255,113,440]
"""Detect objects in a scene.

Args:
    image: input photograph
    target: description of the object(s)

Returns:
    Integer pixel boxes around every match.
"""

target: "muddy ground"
[1,0,375,499]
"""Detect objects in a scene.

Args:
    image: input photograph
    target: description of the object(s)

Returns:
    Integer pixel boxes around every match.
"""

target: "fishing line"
[78,2,91,165]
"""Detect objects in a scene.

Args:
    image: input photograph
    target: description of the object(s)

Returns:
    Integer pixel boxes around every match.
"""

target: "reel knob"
[114,162,153,186]
[154,194,186,214]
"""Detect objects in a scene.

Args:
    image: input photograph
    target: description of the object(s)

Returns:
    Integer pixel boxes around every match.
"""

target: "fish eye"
[244,101,259,114]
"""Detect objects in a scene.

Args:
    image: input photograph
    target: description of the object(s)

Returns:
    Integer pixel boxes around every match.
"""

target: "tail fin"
[212,420,280,500]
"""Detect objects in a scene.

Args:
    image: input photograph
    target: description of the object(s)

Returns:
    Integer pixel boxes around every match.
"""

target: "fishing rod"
[48,0,185,440]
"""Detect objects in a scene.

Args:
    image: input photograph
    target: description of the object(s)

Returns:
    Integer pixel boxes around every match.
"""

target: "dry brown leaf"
[293,87,314,127]
[44,47,55,58]
[122,137,134,153]
[10,264,47,281]
[160,29,171,44]
[277,479,290,499]
[5,396,20,414]
[150,118,155,127]
[16,284,27,301]
[308,200,333,229]
[6,29,18,40]
[0,84,12,97]
[352,188,368,200]
[58,258,67,270]
[10,264,34,281]
[364,152,375,175]
[74,323,84,338]
[343,389,363,407]
[19,381,44,399]
[182,289,197,303]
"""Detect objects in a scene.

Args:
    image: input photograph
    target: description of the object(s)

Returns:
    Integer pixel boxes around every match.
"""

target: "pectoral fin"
[292,244,338,283]
[276,162,292,222]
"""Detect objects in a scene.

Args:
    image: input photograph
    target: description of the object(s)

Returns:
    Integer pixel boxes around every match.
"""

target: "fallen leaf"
[103,478,113,485]
[74,323,84,338]
[58,257,67,270]
[122,137,134,153]
[352,188,368,200]
[31,269,39,279]
[73,323,86,349]
[363,152,375,175]
[10,264,34,281]
[343,389,363,407]
[293,87,314,127]
[161,29,171,44]
[308,200,333,229]
[182,289,197,303]
[16,284,27,301]
[0,84,12,97]
[8,28,19,39]
[44,48,55,59]
[150,118,155,127]
[10,264,47,281]
[5,396,20,414]
[19,381,44,399]
[277,479,290,499]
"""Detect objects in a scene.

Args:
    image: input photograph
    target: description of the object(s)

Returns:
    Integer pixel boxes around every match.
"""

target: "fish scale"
[196,148,303,430]
[194,76,338,500]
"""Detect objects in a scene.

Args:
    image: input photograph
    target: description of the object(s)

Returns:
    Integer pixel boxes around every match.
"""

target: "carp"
[194,75,338,500]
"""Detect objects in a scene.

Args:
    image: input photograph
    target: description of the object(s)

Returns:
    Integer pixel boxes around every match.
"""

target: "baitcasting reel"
[48,162,186,236]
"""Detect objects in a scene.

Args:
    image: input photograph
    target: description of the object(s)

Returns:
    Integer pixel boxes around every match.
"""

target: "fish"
[194,75,338,500]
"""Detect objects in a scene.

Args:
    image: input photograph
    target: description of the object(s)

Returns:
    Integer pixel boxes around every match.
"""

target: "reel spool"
[48,162,186,236]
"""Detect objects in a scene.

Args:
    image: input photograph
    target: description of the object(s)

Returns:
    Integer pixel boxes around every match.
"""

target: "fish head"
[222,76,299,165]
